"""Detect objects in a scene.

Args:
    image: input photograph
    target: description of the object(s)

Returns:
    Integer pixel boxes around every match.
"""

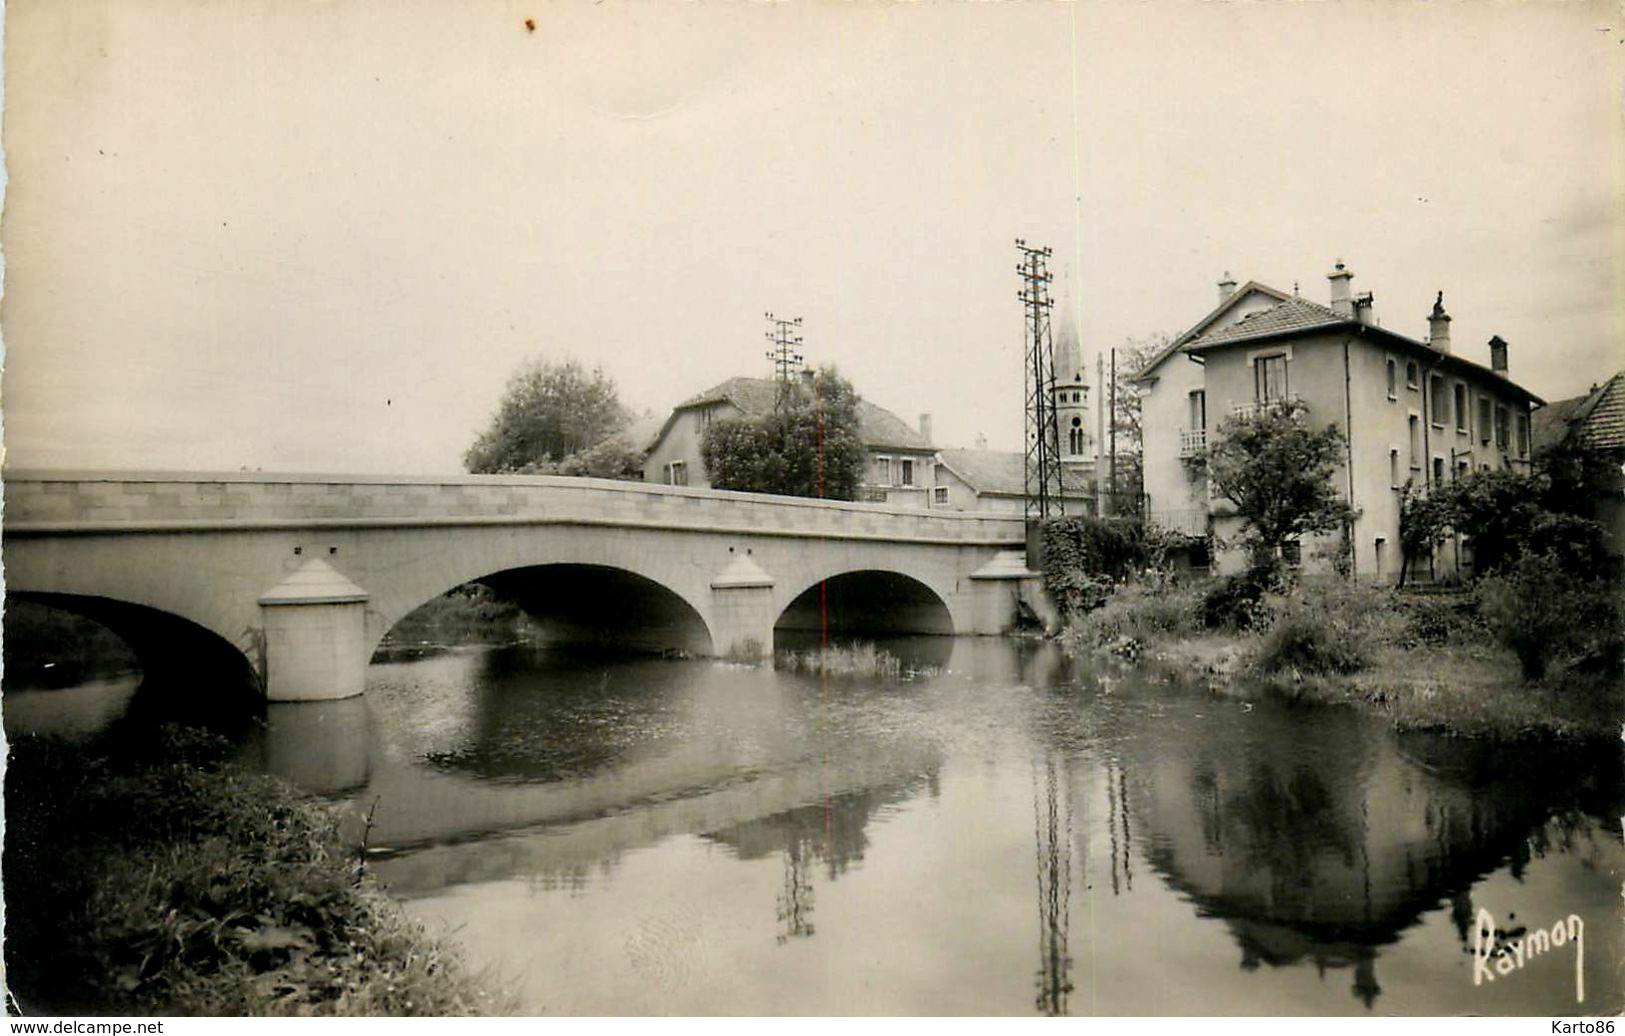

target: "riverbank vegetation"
[1048,411,1622,740]
[4,725,507,1016]
[1060,570,1621,739]
[775,642,943,680]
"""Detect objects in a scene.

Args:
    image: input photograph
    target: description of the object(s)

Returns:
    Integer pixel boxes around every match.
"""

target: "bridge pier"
[967,551,1059,634]
[258,559,371,701]
[709,552,776,659]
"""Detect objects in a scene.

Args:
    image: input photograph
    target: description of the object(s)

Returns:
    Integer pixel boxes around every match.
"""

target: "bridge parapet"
[3,471,1025,546]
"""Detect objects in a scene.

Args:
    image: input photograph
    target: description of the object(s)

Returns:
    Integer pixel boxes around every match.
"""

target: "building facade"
[642,375,940,508]
[1138,262,1544,582]
[1532,370,1625,557]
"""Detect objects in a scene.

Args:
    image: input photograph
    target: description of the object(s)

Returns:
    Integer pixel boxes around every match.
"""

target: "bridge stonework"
[4,472,1052,701]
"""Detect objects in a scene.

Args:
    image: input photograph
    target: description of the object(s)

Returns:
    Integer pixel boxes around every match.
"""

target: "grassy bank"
[1059,574,1623,741]
[4,725,506,1016]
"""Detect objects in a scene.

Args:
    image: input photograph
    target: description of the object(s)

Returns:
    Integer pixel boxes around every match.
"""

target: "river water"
[9,636,1622,1015]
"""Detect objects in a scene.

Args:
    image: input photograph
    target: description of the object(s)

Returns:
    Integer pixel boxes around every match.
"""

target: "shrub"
[1394,593,1484,647]
[1070,579,1202,649]
[1250,582,1399,677]
[1200,567,1285,631]
[1475,554,1599,680]
[1041,516,1182,617]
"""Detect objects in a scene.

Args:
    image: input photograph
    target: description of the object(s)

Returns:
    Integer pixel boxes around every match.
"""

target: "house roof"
[1179,296,1545,407]
[1533,371,1625,452]
[1133,281,1292,382]
[936,448,1092,498]
[1183,295,1347,348]
[673,376,933,451]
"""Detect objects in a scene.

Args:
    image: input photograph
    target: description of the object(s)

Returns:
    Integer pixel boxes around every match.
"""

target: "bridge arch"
[3,591,263,722]
[774,569,957,639]
[367,539,717,660]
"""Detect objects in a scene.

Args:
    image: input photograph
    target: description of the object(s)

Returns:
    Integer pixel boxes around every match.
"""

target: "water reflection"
[15,635,1617,1013]
[1031,751,1074,1016]
[1116,696,1623,1010]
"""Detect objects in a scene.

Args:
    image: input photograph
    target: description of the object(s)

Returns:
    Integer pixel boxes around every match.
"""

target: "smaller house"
[1532,370,1625,556]
[642,375,939,507]
[933,448,1095,515]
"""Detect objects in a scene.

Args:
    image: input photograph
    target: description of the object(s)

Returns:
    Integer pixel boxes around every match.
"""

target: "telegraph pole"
[764,312,805,399]
[1017,240,1065,539]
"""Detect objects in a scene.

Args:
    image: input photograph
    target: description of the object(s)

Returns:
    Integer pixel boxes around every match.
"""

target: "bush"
[1200,567,1285,631]
[1069,579,1202,650]
[1250,582,1400,677]
[1394,593,1485,647]
[1475,554,1603,681]
[1041,516,1182,617]
[5,726,504,1016]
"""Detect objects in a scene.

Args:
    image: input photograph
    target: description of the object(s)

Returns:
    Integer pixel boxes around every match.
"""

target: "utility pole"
[1017,241,1065,550]
[1108,347,1117,516]
[764,312,805,400]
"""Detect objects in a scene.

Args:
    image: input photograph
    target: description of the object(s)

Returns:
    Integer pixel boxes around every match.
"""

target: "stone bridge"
[2,471,1045,701]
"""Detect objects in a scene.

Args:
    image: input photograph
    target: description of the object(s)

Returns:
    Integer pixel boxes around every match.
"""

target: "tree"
[464,358,631,474]
[701,366,867,500]
[1206,400,1359,572]
[1103,336,1165,510]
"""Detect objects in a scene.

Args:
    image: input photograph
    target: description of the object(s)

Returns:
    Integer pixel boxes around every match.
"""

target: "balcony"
[1147,508,1209,539]
[856,485,889,503]
[1229,394,1304,420]
[1178,428,1207,457]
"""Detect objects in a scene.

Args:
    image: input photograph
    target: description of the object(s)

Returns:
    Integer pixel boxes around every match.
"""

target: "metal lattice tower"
[764,312,805,390]
[1017,240,1065,520]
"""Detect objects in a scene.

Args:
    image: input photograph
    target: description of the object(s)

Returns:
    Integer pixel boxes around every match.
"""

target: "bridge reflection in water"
[202,638,1621,1014]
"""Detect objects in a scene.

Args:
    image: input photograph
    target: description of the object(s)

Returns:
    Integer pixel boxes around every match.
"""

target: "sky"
[2,0,1621,475]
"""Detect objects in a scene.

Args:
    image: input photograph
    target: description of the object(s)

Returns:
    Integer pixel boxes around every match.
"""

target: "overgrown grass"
[1059,573,1622,741]
[776,643,918,680]
[4,725,508,1016]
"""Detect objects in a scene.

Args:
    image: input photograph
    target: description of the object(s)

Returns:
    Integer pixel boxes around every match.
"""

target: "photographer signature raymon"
[1472,908,1584,1004]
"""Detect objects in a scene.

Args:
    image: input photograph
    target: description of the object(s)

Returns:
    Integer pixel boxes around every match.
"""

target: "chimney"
[1354,291,1376,326]
[1489,335,1508,377]
[1427,291,1452,353]
[1328,260,1355,318]
[1218,271,1237,304]
[918,413,933,445]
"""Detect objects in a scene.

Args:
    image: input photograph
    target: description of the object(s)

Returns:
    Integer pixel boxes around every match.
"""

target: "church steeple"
[1051,308,1094,467]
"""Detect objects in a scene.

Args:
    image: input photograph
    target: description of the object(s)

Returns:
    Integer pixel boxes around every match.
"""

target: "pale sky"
[2,0,1621,474]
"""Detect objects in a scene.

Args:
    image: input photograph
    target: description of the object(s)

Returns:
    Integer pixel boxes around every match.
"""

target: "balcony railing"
[856,485,889,503]
[1179,428,1207,457]
[1147,508,1209,539]
[1229,394,1304,420]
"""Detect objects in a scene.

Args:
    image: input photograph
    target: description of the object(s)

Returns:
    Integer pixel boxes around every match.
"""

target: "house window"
[1494,405,1509,450]
[900,459,915,487]
[1386,359,1397,400]
[933,486,949,505]
[1478,397,1492,444]
[1390,449,1401,489]
[1406,361,1419,390]
[1189,390,1207,431]
[1516,413,1529,458]
[1408,415,1421,470]
[1456,458,1470,482]
[1454,384,1468,432]
[1432,456,1445,486]
[1281,539,1302,568]
[1069,422,1085,455]
[875,457,891,485]
[666,460,688,486]
[1429,375,1448,428]
[1254,354,1288,403]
